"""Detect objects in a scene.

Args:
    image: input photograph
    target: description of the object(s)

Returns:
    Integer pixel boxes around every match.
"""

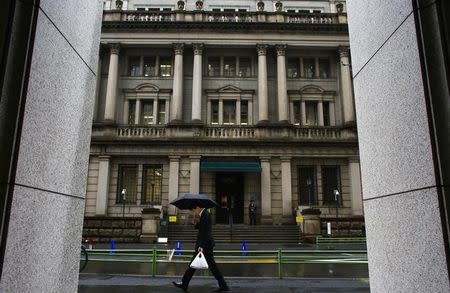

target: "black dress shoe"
[213,287,230,292]
[172,281,187,291]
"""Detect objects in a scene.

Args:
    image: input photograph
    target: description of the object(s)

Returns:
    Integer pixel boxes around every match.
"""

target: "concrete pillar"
[236,100,241,125]
[276,45,289,123]
[168,156,180,215]
[349,158,363,215]
[104,44,120,122]
[218,100,223,125]
[0,1,102,290]
[257,44,269,123]
[191,43,203,122]
[248,100,253,125]
[260,157,272,224]
[96,156,110,215]
[189,156,201,194]
[318,101,324,126]
[153,98,158,125]
[339,46,356,126]
[170,43,184,122]
[281,157,293,221]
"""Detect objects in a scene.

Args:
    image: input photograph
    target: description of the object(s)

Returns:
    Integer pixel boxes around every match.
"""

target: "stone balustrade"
[92,125,356,141]
[103,10,345,25]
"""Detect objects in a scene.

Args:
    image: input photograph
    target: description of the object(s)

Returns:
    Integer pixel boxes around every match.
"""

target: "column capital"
[98,155,111,161]
[280,156,292,162]
[173,43,185,55]
[189,155,201,161]
[192,43,204,55]
[109,43,120,55]
[338,46,350,58]
[259,156,271,162]
[275,44,287,56]
[169,155,181,161]
[256,44,269,56]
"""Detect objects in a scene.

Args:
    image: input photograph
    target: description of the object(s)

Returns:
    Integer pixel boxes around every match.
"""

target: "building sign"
[169,216,177,223]
[296,216,304,223]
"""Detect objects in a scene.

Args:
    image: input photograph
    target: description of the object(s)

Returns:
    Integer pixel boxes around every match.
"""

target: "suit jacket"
[194,209,215,250]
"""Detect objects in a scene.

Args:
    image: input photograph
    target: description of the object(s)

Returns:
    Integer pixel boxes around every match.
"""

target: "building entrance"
[215,173,244,224]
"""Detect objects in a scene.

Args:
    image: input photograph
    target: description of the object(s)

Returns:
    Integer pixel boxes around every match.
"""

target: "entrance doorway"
[215,173,244,224]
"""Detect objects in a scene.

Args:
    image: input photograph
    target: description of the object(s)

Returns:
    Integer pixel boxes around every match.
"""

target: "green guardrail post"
[277,249,283,279]
[152,247,157,277]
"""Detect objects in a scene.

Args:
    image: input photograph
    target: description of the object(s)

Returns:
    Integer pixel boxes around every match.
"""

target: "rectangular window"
[129,56,141,76]
[238,57,251,77]
[117,165,137,204]
[142,165,163,205]
[162,8,172,11]
[299,10,309,13]
[322,166,341,205]
[141,101,154,124]
[323,101,330,126]
[238,9,247,12]
[303,58,315,78]
[136,8,145,11]
[293,101,301,125]
[128,100,136,124]
[223,101,236,124]
[319,58,330,78]
[157,100,166,125]
[305,101,318,126]
[287,9,296,13]
[211,101,219,124]
[287,58,299,78]
[241,101,248,125]
[313,10,322,14]
[148,8,160,12]
[143,56,156,77]
[223,57,236,77]
[224,9,235,12]
[212,8,221,12]
[298,166,317,205]
[159,57,172,77]
[208,57,220,77]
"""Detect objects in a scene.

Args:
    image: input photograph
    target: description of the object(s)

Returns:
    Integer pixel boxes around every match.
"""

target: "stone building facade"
[86,0,362,226]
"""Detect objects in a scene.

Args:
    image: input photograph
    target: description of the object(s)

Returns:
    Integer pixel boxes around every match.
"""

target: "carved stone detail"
[256,44,268,56]
[177,0,185,10]
[257,1,265,12]
[173,43,185,55]
[110,43,120,55]
[338,46,350,58]
[276,45,287,56]
[275,1,283,12]
[192,43,204,55]
[195,0,204,10]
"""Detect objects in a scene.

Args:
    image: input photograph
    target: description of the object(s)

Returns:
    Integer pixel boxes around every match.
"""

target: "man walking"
[248,200,256,225]
[173,204,230,292]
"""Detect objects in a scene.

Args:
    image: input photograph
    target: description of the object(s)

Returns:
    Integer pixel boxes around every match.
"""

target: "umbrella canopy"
[170,193,220,210]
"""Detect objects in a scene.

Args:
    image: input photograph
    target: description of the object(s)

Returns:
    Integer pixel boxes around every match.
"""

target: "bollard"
[327,222,332,236]
[175,241,181,256]
[241,240,247,256]
[110,240,116,255]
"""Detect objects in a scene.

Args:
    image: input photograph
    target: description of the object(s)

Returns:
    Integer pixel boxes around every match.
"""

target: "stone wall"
[83,217,142,242]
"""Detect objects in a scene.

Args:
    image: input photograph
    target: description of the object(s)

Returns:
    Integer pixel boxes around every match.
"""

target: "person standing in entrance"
[173,204,230,292]
[248,200,256,225]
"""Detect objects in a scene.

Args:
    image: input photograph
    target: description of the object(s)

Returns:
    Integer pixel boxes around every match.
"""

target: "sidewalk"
[78,274,370,293]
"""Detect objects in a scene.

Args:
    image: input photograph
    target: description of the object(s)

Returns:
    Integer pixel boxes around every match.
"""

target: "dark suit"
[181,209,228,290]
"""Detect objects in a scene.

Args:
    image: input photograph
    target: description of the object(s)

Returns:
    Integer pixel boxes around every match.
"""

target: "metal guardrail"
[83,248,368,279]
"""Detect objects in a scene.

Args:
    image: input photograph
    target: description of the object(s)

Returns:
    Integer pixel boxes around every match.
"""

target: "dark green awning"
[200,161,261,172]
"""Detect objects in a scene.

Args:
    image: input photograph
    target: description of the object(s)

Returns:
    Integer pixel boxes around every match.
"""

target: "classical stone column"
[318,101,324,126]
[153,99,158,124]
[301,100,306,125]
[189,156,201,194]
[93,47,104,121]
[281,157,293,221]
[339,46,356,125]
[260,157,272,224]
[329,101,336,126]
[276,45,289,123]
[170,43,184,122]
[349,158,363,215]
[191,43,203,122]
[135,99,141,124]
[123,99,129,123]
[104,44,120,122]
[96,156,111,216]
[257,44,269,123]
[168,156,180,215]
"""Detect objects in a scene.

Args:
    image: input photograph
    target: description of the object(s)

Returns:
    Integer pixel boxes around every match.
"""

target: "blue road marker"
[241,240,247,256]
[176,241,181,256]
[110,240,116,255]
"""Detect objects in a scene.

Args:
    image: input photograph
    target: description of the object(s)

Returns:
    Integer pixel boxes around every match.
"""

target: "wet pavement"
[78,275,370,292]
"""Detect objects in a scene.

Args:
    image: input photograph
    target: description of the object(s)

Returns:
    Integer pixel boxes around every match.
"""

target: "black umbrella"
[170,193,220,210]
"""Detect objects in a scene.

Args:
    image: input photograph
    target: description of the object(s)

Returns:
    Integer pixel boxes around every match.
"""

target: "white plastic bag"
[190,252,209,269]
